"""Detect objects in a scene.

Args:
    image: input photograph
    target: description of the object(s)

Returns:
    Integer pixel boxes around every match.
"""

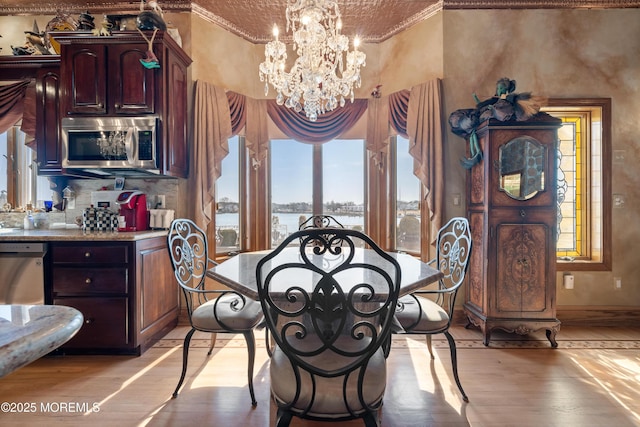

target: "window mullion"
[313,144,322,215]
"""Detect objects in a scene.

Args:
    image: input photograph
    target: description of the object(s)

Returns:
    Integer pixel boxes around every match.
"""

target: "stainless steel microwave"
[61,116,159,175]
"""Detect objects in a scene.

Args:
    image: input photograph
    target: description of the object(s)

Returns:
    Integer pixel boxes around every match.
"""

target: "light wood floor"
[1,325,640,426]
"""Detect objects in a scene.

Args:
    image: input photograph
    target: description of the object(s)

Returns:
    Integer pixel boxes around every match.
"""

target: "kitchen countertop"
[0,228,168,241]
[0,304,83,377]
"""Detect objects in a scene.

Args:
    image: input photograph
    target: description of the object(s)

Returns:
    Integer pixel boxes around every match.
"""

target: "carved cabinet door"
[109,43,156,115]
[62,44,108,115]
[495,222,551,316]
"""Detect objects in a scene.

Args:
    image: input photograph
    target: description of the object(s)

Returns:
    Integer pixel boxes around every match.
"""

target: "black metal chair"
[393,217,472,402]
[257,227,401,427]
[167,219,263,405]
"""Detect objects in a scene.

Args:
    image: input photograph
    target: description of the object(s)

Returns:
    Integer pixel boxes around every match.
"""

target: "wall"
[442,9,640,307]
[377,11,444,94]
[0,16,55,52]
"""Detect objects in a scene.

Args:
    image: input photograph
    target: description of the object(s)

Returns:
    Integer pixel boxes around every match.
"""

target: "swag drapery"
[0,80,37,146]
[191,79,444,243]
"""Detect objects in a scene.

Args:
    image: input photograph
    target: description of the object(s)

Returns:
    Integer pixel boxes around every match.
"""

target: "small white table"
[207,248,443,300]
[0,305,83,377]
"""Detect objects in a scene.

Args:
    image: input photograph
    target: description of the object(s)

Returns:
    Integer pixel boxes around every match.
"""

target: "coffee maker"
[116,190,149,231]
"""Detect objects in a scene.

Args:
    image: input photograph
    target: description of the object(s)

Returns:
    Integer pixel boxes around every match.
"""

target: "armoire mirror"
[498,136,546,200]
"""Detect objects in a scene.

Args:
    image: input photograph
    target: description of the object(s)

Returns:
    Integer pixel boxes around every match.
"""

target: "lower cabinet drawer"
[52,268,128,295]
[54,297,130,349]
[51,244,128,264]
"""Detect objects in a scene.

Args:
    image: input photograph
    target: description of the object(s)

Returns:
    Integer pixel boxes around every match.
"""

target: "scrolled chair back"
[167,219,209,291]
[435,216,472,292]
[257,227,401,423]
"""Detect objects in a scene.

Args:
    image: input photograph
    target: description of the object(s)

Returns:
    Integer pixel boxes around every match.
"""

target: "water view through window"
[271,139,365,247]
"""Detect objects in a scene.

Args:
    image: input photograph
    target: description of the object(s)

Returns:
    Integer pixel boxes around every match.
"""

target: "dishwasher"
[0,242,47,305]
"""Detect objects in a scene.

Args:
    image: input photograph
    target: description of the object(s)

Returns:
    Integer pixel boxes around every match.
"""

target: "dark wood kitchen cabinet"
[464,114,562,347]
[36,66,64,174]
[59,42,155,116]
[46,237,178,355]
[51,31,192,177]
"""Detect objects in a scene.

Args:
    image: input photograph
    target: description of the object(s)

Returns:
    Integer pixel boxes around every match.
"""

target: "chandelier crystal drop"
[259,0,366,122]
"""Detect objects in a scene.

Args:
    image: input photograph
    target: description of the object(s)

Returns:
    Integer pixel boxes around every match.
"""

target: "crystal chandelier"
[259,0,366,122]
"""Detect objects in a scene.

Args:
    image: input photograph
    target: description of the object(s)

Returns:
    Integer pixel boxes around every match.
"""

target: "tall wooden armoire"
[464,113,562,347]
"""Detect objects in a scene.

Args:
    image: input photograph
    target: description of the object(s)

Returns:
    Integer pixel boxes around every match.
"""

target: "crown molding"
[0,1,191,16]
[1,1,637,45]
[443,0,640,9]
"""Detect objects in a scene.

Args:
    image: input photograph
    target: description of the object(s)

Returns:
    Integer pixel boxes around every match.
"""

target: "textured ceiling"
[0,1,638,43]
[192,0,441,43]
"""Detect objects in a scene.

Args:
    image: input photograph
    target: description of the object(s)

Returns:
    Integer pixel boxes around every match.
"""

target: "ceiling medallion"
[258,0,366,122]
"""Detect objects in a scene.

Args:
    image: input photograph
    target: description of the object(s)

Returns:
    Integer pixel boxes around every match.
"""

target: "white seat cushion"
[191,294,263,331]
[395,295,449,332]
[270,335,386,418]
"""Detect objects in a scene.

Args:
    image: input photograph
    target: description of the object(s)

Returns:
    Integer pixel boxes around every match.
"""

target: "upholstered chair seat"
[395,295,449,332]
[191,296,263,331]
[270,336,387,418]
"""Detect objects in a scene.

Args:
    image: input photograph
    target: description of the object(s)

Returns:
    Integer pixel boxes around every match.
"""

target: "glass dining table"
[206,247,444,301]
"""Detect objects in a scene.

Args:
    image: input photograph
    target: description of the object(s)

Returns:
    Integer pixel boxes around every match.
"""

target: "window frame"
[1,124,49,211]
[1,126,19,208]
[390,134,423,256]
[543,98,612,272]
[213,135,247,257]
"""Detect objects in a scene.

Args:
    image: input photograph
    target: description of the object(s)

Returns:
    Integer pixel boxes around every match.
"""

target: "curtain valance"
[0,80,30,134]
[266,99,368,144]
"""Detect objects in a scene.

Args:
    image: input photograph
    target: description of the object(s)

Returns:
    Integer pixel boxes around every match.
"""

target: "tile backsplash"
[0,177,183,229]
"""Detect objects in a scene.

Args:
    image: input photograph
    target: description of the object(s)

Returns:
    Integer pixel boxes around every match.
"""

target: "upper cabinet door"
[110,44,156,115]
[62,44,107,115]
[36,67,64,175]
[162,50,189,177]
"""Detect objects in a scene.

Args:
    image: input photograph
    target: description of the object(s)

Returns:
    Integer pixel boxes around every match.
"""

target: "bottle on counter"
[23,210,35,230]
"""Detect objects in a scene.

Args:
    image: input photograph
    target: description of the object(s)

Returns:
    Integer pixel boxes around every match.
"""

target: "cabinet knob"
[114,103,120,109]
[98,103,104,108]
[520,210,526,218]
[85,318,93,324]
[85,277,92,284]
[84,251,91,258]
